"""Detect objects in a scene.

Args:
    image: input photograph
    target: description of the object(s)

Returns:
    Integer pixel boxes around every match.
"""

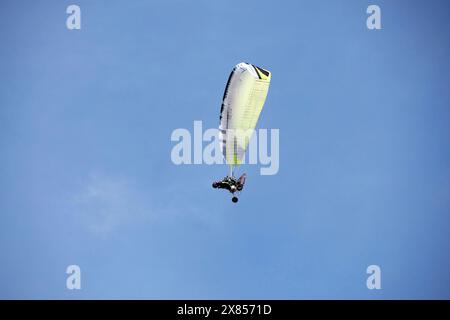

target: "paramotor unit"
[212,62,271,203]
[212,174,247,203]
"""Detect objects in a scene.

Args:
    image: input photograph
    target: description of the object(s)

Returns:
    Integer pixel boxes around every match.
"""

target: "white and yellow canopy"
[219,62,271,170]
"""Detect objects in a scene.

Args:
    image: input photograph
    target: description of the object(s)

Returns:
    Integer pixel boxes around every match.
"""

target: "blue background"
[0,0,449,299]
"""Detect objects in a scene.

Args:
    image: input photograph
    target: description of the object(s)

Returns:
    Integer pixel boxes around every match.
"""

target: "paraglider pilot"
[212,173,246,203]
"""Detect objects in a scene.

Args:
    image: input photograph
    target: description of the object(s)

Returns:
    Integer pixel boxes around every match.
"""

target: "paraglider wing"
[218,62,271,171]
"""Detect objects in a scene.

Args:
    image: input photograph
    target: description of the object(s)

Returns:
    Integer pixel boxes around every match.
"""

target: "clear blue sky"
[1,0,449,299]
